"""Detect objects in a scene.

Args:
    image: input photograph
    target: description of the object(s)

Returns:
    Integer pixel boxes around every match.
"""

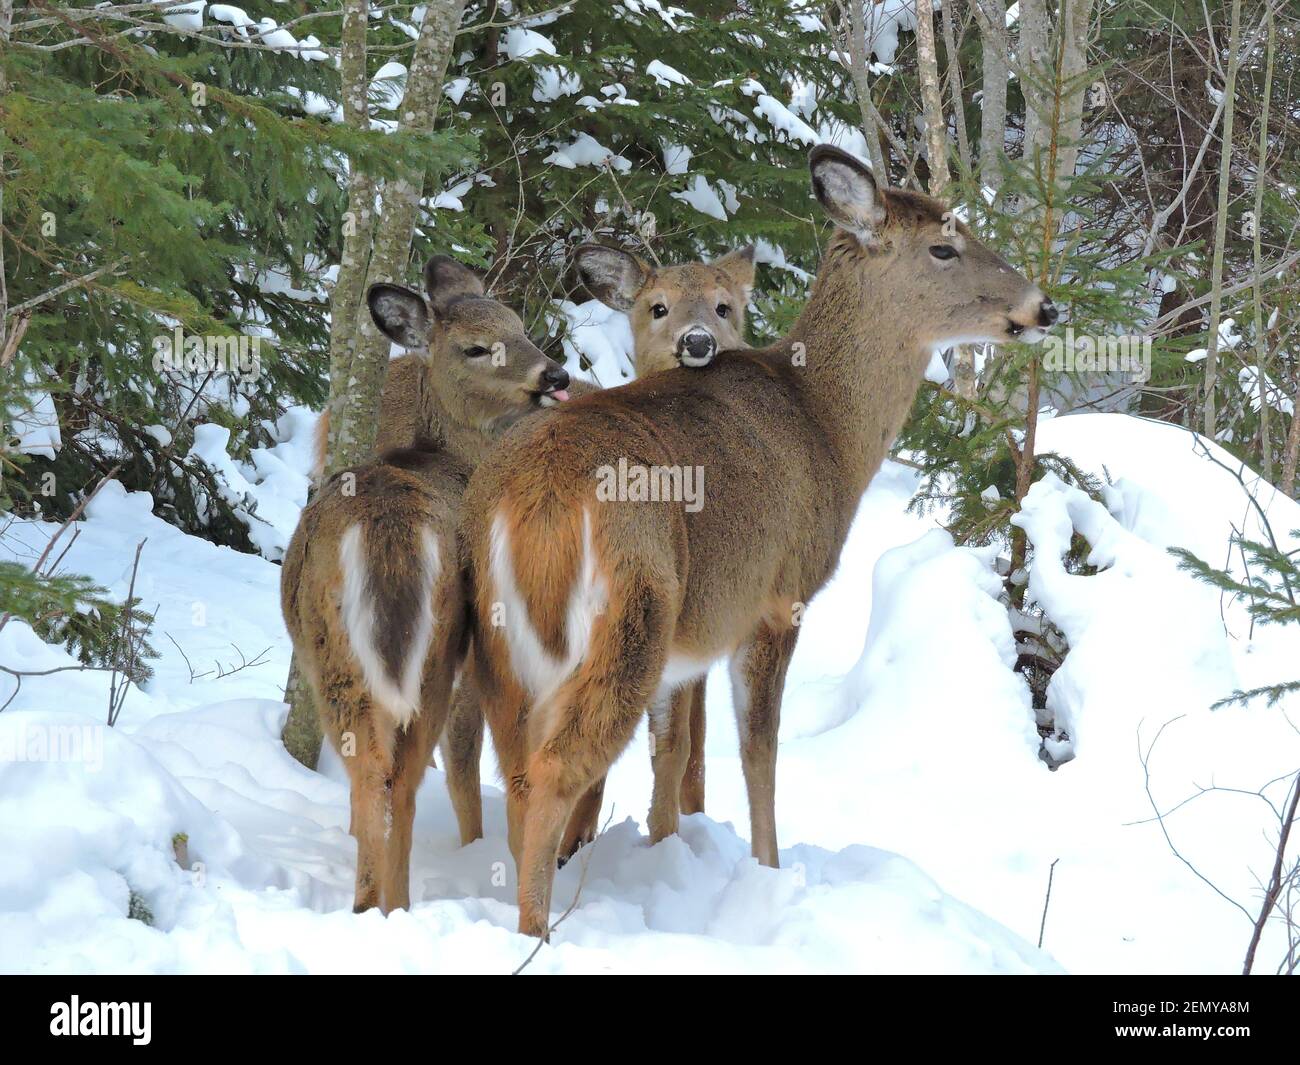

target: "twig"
[1037,858,1060,949]
[1244,772,1300,974]
[107,539,148,727]
[512,805,614,973]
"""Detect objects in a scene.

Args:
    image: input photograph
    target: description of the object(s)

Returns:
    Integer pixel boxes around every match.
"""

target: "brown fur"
[560,244,757,854]
[575,244,754,376]
[463,146,1055,936]
[282,257,575,914]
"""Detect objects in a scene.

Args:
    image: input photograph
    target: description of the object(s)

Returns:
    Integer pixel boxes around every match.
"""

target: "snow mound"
[0,704,1054,974]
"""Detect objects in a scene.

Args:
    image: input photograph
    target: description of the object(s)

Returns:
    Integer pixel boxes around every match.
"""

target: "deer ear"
[712,245,756,302]
[423,256,485,317]
[574,245,652,312]
[809,145,885,238]
[367,283,431,348]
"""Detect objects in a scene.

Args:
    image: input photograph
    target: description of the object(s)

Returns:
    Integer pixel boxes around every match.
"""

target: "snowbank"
[2,412,1296,973]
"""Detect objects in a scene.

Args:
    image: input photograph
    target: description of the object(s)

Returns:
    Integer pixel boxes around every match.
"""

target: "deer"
[310,247,754,861]
[461,144,1058,937]
[552,243,755,859]
[280,255,575,914]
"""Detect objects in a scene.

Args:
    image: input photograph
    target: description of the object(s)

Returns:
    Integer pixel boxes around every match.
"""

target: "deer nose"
[540,365,570,392]
[678,329,717,366]
[1038,299,1059,327]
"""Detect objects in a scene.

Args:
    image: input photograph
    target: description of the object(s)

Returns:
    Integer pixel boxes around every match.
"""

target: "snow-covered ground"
[2,411,1297,974]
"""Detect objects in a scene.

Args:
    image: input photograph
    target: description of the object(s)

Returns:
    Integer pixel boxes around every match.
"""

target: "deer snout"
[1006,290,1058,342]
[677,329,717,368]
[535,364,571,407]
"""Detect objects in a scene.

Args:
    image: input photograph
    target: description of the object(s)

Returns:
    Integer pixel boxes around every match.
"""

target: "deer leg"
[348,716,396,913]
[647,687,693,844]
[383,705,442,913]
[440,680,484,846]
[731,622,799,868]
[679,678,707,815]
[475,670,530,869]
[558,776,605,866]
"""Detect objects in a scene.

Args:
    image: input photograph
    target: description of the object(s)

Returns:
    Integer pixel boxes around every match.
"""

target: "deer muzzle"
[677,329,717,368]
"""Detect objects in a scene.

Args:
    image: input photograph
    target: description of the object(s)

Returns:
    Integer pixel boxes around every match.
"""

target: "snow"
[555,299,637,385]
[6,383,61,460]
[162,2,205,32]
[671,174,729,220]
[185,407,316,561]
[2,411,1298,973]
[369,62,407,111]
[543,133,631,173]
[661,141,692,175]
[647,60,691,88]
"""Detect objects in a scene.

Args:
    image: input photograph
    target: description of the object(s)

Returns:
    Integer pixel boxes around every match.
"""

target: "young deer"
[281,256,574,914]
[550,245,755,860]
[462,145,1057,936]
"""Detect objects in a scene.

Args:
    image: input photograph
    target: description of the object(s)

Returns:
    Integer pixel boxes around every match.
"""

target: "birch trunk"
[939,0,971,175]
[843,0,888,177]
[280,0,374,768]
[336,0,470,473]
[915,0,950,194]
[281,0,469,768]
[1202,0,1243,438]
[1018,0,1050,158]
[1250,8,1275,481]
[973,0,1008,190]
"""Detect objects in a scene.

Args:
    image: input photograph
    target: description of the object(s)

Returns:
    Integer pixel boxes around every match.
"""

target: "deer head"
[574,244,755,374]
[367,257,573,431]
[807,144,1057,350]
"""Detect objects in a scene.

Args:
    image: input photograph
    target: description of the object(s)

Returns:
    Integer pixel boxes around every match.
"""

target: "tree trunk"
[915,0,950,195]
[843,0,888,177]
[1018,0,1050,158]
[1202,0,1243,439]
[280,0,375,768]
[973,0,1009,191]
[939,0,971,176]
[281,0,469,768]
[331,0,470,475]
[1250,8,1275,481]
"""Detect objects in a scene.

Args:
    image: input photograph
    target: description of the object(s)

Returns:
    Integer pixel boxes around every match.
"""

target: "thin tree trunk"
[915,0,950,194]
[1281,384,1300,497]
[1053,0,1095,186]
[1251,8,1275,481]
[323,0,380,469]
[973,0,1009,191]
[1202,0,1243,438]
[333,0,470,474]
[940,0,971,176]
[281,0,469,768]
[1018,0,1050,158]
[281,0,376,768]
[843,0,888,177]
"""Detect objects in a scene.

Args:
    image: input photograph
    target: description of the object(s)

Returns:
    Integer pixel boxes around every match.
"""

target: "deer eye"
[929,245,959,261]
[464,345,491,358]
[651,303,668,319]
[716,304,730,318]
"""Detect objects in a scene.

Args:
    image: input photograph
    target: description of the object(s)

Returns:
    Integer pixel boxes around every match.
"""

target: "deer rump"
[471,352,843,736]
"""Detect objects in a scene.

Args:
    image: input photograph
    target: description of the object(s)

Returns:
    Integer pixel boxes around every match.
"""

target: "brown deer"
[281,256,574,914]
[462,145,1057,937]
[551,244,755,859]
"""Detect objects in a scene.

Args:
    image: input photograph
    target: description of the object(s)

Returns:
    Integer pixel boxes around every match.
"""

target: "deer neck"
[422,372,530,468]
[787,231,932,498]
